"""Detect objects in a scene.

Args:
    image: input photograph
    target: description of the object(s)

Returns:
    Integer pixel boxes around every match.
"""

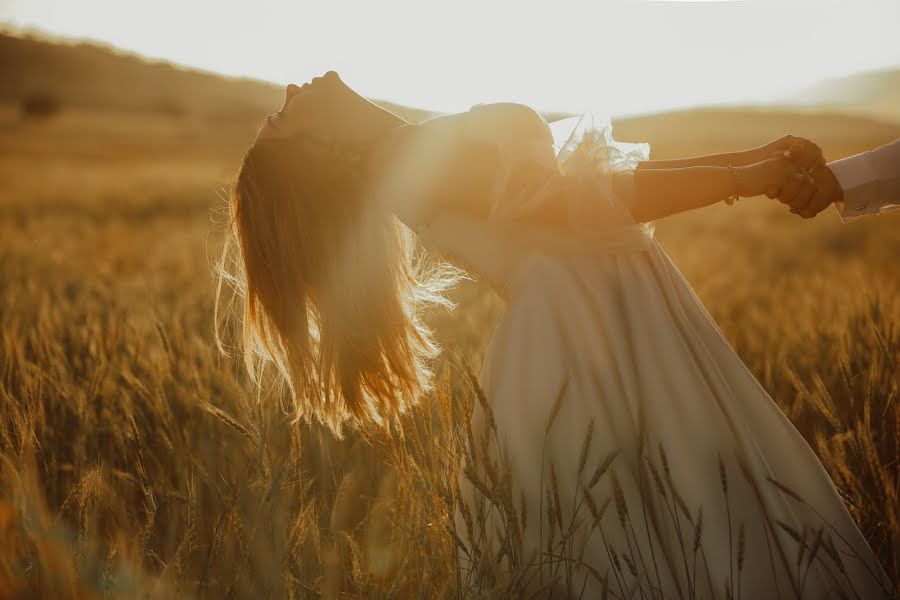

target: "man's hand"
[754,136,824,199]
[761,135,842,219]
[787,165,843,219]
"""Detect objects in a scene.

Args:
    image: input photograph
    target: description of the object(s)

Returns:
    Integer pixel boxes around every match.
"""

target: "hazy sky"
[2,0,899,114]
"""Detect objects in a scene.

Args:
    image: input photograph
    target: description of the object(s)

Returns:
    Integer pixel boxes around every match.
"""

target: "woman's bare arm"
[636,135,825,171]
[613,157,800,223]
[636,150,756,170]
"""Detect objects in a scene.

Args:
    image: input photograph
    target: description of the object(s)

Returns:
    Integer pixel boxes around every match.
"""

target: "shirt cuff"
[829,152,880,220]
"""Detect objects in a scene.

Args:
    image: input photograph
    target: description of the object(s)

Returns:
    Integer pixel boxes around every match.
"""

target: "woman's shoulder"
[467,102,553,144]
[468,101,543,118]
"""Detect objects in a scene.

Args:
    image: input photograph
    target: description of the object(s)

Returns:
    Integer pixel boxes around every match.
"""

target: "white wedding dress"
[403,104,891,599]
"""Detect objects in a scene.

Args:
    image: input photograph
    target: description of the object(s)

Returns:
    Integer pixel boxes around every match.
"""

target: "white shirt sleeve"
[830,138,900,223]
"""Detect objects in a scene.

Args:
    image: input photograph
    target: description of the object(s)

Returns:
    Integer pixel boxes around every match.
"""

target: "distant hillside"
[0,31,432,122]
[615,107,900,161]
[2,29,898,164]
[790,69,900,124]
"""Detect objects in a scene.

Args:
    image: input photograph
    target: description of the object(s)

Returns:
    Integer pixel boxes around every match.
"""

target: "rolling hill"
[791,68,900,124]
[1,28,898,165]
[0,29,432,122]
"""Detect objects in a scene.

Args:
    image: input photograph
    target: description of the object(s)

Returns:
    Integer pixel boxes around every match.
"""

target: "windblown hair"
[215,132,457,436]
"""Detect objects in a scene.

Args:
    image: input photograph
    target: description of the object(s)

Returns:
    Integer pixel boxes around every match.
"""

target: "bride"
[216,71,891,598]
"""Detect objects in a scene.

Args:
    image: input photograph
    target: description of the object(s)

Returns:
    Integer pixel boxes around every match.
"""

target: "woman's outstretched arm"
[613,157,803,223]
[636,135,825,171]
[636,151,754,170]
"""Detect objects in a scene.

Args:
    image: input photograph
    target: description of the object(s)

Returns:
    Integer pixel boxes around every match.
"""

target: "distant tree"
[20,92,61,119]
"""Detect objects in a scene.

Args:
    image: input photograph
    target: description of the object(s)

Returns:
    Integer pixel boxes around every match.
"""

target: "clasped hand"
[739,136,843,218]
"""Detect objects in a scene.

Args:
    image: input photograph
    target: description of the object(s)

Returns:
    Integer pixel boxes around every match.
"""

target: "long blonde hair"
[215,132,456,436]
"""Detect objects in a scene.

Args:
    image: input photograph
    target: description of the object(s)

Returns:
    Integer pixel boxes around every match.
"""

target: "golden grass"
[0,107,896,598]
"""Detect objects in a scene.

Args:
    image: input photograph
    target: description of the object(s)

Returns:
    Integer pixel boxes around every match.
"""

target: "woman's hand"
[754,135,825,172]
[736,157,815,199]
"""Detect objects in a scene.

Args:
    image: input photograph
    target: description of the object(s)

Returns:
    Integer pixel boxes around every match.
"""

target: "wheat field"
[0,103,897,598]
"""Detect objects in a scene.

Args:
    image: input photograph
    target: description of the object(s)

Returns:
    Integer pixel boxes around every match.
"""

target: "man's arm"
[783,138,900,220]
[829,139,900,222]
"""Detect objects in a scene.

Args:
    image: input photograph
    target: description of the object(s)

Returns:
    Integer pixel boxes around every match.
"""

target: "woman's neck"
[357,99,409,144]
[364,115,415,179]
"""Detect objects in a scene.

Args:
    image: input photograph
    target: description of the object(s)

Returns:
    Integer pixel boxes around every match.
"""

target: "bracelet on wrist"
[725,164,740,205]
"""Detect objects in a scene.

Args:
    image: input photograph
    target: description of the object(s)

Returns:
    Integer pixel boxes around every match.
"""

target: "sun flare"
[3,0,900,115]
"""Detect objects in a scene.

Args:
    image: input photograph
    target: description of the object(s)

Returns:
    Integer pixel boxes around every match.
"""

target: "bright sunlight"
[3,0,900,114]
